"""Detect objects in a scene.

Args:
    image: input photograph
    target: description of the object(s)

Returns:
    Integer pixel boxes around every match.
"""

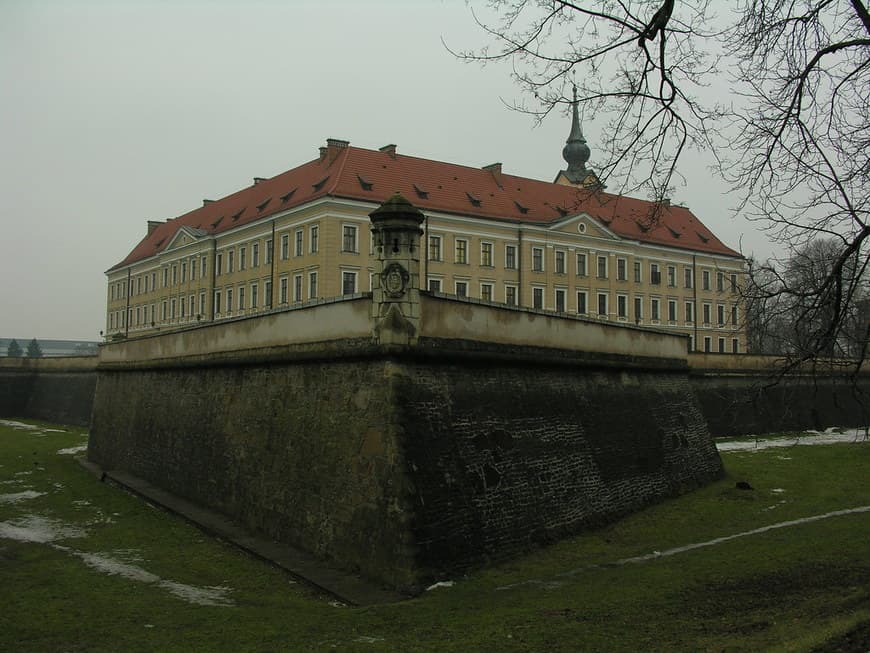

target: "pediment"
[163,226,207,252]
[549,212,619,241]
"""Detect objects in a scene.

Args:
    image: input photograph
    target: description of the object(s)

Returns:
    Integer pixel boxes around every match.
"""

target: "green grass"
[1,418,868,652]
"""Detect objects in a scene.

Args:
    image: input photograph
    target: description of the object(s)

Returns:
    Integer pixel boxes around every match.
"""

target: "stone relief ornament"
[382,262,410,299]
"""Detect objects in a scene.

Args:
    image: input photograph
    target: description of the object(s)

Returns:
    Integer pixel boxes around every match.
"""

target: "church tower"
[554,86,602,189]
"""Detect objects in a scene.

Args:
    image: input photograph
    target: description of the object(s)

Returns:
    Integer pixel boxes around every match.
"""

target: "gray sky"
[0,0,774,341]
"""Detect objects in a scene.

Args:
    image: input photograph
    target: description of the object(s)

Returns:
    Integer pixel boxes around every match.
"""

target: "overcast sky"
[0,0,775,341]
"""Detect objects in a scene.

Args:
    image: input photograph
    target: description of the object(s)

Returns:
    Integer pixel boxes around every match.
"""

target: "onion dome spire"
[561,85,591,184]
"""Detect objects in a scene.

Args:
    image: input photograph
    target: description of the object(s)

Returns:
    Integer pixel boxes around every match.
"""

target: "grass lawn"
[1,418,868,652]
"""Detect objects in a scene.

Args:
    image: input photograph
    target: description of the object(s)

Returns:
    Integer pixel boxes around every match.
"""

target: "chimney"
[322,138,350,165]
[379,144,397,159]
[253,177,267,185]
[147,220,162,235]
[482,162,504,188]
[202,199,214,206]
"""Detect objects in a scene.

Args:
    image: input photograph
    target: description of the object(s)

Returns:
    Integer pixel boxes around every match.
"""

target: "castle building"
[105,109,746,353]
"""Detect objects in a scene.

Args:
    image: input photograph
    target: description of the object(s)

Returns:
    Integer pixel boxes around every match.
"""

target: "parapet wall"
[0,356,97,427]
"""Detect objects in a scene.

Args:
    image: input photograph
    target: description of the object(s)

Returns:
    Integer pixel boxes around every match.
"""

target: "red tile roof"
[109,142,741,271]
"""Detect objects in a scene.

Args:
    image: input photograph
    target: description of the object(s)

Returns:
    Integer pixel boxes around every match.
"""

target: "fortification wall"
[87,314,721,590]
[687,354,870,436]
[0,357,97,427]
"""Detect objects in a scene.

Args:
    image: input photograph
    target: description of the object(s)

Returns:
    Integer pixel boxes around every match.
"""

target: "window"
[617,258,627,281]
[685,301,694,323]
[555,288,566,312]
[732,338,739,353]
[455,238,468,264]
[718,337,726,353]
[617,294,627,318]
[309,272,318,299]
[216,253,223,276]
[533,287,544,309]
[342,271,357,295]
[597,256,607,279]
[342,225,358,252]
[172,265,177,285]
[577,252,588,276]
[634,296,643,321]
[228,250,234,273]
[190,258,196,281]
[252,243,260,267]
[264,280,273,308]
[668,299,677,322]
[294,274,303,302]
[189,295,195,317]
[577,291,588,314]
[310,225,319,253]
[455,280,468,297]
[730,273,738,293]
[633,261,642,283]
[651,298,660,321]
[505,285,518,306]
[136,306,141,325]
[428,278,442,292]
[248,283,257,309]
[731,305,738,326]
[199,292,206,317]
[650,263,661,285]
[704,336,711,352]
[162,300,167,320]
[717,272,724,292]
[702,270,711,290]
[226,288,233,313]
[684,267,693,288]
[238,286,245,311]
[281,234,290,260]
[505,244,517,269]
[152,272,157,291]
[597,292,608,316]
[717,304,725,326]
[703,302,712,324]
[481,242,494,267]
[295,229,303,257]
[265,238,273,264]
[429,235,442,261]
[279,277,289,304]
[481,283,494,302]
[555,250,566,274]
[239,247,246,271]
[532,247,544,272]
[667,265,676,287]
[171,299,177,319]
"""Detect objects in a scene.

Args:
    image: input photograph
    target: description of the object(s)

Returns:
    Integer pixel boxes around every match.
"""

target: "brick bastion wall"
[85,294,723,591]
[0,356,97,427]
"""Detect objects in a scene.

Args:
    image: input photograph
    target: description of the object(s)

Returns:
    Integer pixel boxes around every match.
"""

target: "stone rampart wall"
[87,336,722,590]
[0,357,97,427]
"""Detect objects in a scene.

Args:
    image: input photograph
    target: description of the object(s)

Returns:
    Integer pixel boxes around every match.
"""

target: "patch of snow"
[144,624,154,629]
[426,580,455,591]
[159,581,234,607]
[0,515,86,543]
[70,550,234,606]
[329,601,347,608]
[0,420,41,431]
[717,428,868,452]
[57,445,87,455]
[354,636,384,644]
[14,471,32,477]
[0,490,46,504]
[771,488,786,493]
[43,429,67,433]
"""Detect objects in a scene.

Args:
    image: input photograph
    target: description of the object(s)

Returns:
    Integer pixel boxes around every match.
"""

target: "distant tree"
[26,338,43,358]
[6,339,23,357]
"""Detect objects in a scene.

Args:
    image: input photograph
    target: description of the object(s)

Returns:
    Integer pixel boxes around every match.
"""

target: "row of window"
[427,278,739,326]
[428,236,739,291]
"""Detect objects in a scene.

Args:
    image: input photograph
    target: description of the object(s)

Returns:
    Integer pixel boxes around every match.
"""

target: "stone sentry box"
[88,195,724,593]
